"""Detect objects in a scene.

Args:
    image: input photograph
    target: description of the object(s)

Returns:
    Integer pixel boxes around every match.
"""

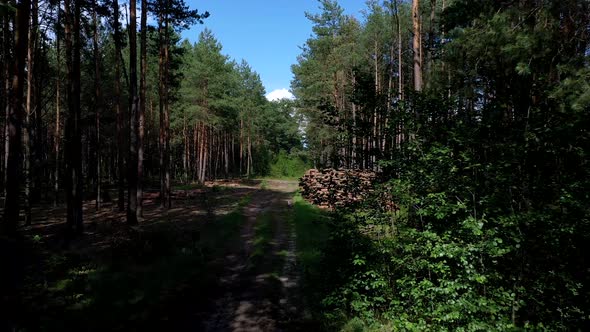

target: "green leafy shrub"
[304,140,589,331]
[269,150,310,179]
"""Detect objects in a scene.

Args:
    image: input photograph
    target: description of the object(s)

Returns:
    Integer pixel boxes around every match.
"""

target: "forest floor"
[4,179,310,331]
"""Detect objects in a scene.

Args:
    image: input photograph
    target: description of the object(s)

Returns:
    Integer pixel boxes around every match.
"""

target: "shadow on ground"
[2,179,308,331]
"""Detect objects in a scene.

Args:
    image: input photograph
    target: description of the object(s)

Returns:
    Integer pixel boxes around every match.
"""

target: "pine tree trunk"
[198,122,204,182]
[64,0,83,238]
[195,124,199,182]
[427,0,436,85]
[211,129,219,179]
[225,132,229,177]
[54,12,61,207]
[239,117,243,175]
[247,130,252,177]
[137,0,147,218]
[387,44,394,111]
[200,124,207,182]
[182,115,187,182]
[158,10,166,207]
[2,0,29,236]
[210,132,213,179]
[412,0,423,91]
[113,0,125,212]
[199,125,202,181]
[127,0,138,225]
[2,0,9,200]
[2,4,9,199]
[391,0,401,101]
[93,1,102,210]
[24,0,36,225]
[0,3,5,195]
[163,9,171,208]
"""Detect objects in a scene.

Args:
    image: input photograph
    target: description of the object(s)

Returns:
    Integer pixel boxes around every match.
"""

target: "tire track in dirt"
[201,180,300,332]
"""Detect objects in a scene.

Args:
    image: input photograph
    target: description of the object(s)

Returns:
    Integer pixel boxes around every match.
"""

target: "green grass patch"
[248,211,285,275]
[250,212,274,267]
[291,194,330,275]
[287,193,334,330]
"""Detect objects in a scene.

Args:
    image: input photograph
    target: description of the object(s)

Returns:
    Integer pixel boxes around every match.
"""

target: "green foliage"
[293,1,590,330]
[309,137,589,330]
[340,317,367,332]
[269,150,311,179]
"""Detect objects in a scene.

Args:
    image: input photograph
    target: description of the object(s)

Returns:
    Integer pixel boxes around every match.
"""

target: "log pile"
[299,168,377,209]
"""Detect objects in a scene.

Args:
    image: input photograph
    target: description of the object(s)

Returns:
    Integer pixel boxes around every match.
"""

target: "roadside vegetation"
[289,0,589,330]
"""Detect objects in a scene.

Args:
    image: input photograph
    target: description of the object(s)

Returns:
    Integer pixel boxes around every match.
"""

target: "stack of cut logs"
[299,168,377,209]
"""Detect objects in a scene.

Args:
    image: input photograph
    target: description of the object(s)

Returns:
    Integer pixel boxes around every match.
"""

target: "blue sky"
[182,0,367,98]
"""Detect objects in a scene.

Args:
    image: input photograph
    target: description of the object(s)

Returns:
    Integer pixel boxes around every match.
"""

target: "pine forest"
[1,0,589,330]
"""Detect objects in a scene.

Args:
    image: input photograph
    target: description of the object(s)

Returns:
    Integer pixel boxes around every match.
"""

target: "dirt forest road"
[199,179,302,332]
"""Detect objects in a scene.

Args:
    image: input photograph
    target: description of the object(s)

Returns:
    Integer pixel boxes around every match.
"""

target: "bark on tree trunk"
[2,0,30,236]
[158,10,166,207]
[427,0,436,86]
[64,0,83,239]
[182,115,187,182]
[127,0,138,225]
[247,129,252,177]
[239,117,243,175]
[2,4,9,200]
[196,126,199,181]
[93,1,102,210]
[137,0,147,218]
[0,1,5,195]
[113,0,125,212]
[224,132,229,177]
[54,9,61,207]
[412,0,423,91]
[163,11,171,208]
[202,123,206,182]
[24,0,36,225]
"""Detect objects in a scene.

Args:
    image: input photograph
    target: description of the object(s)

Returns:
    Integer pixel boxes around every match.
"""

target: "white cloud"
[266,88,295,101]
